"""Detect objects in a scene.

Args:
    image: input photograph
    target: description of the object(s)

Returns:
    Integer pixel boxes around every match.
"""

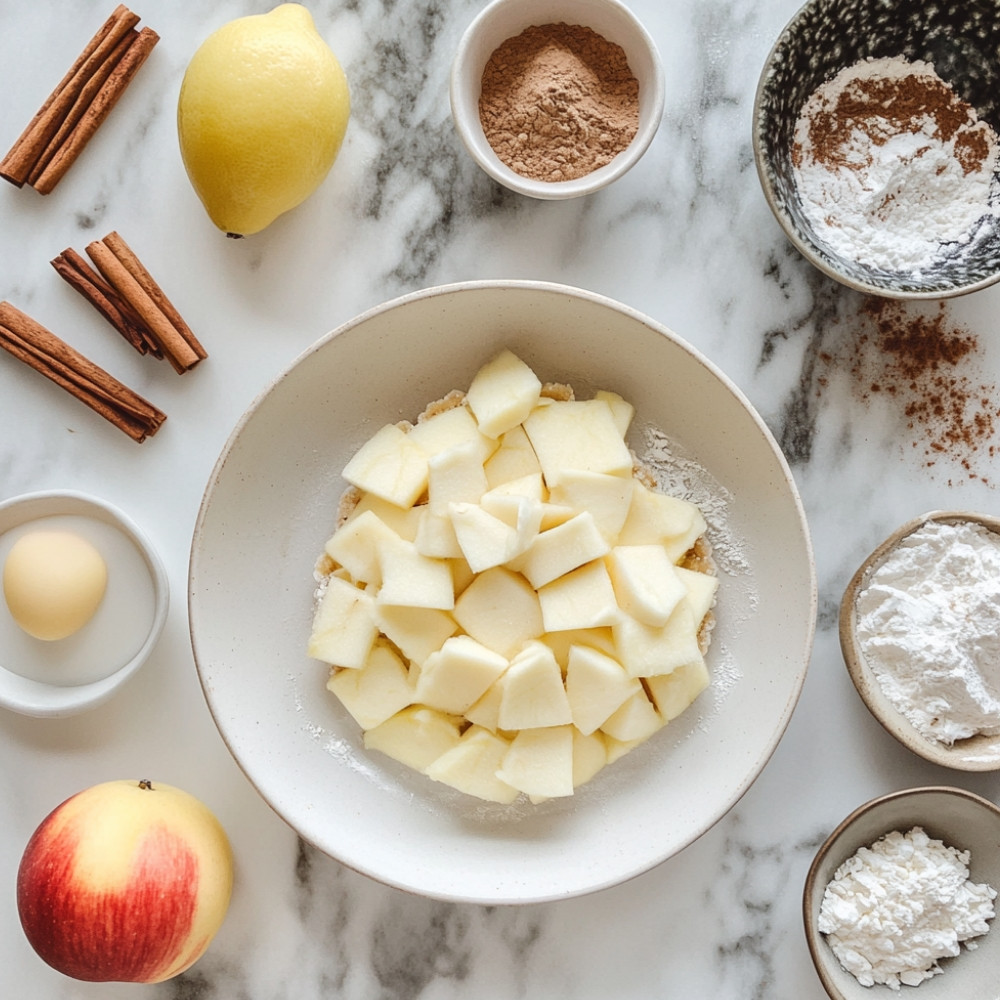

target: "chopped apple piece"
[617,484,707,562]
[613,601,704,678]
[326,642,413,729]
[413,505,464,559]
[496,726,574,799]
[376,536,454,610]
[425,726,519,804]
[523,399,634,482]
[427,440,489,510]
[449,557,475,596]
[599,689,663,743]
[483,424,541,487]
[342,424,428,509]
[482,472,545,503]
[548,470,634,543]
[465,678,503,732]
[324,509,400,585]
[363,706,463,773]
[466,349,543,438]
[307,576,378,669]
[572,728,608,787]
[448,502,517,572]
[519,511,610,589]
[645,656,710,721]
[480,493,543,562]
[374,605,457,666]
[408,403,495,463]
[603,734,642,765]
[606,545,687,627]
[415,635,509,715]
[538,502,576,530]
[565,644,641,735]
[594,389,635,437]
[675,566,719,625]
[497,641,572,730]
[540,627,617,668]
[453,567,544,657]
[348,492,421,541]
[538,560,620,633]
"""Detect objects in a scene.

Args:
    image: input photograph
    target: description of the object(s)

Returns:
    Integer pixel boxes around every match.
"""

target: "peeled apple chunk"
[177,3,350,237]
[309,349,718,803]
[17,780,233,984]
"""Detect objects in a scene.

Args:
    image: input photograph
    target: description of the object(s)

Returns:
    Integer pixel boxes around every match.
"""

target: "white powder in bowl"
[819,826,996,989]
[855,519,1000,745]
[792,56,1000,275]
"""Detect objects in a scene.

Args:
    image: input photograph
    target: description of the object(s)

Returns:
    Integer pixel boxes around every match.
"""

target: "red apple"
[17,778,234,983]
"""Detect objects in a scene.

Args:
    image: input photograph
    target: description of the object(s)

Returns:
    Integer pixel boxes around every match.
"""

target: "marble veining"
[3,0,1000,997]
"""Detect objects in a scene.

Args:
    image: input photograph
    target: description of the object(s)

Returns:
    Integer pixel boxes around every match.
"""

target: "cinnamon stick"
[85,233,206,373]
[101,231,205,361]
[0,301,165,442]
[0,7,157,193]
[51,247,159,356]
[32,27,160,194]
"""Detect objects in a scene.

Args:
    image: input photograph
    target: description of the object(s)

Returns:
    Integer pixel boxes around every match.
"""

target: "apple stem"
[138,779,154,790]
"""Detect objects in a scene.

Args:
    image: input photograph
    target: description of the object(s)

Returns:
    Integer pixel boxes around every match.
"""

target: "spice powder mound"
[818,300,1000,484]
[478,22,640,182]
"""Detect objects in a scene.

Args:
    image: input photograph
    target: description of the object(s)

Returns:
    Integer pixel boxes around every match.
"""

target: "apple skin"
[17,779,234,983]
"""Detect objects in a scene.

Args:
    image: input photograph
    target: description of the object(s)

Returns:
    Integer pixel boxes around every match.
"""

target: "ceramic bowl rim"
[839,509,1000,771]
[0,489,169,718]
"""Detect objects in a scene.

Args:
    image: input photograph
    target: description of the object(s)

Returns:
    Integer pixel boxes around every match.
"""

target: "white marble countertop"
[2,1,1000,997]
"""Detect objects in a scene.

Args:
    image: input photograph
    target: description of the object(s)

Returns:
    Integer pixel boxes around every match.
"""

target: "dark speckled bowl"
[753,0,1000,298]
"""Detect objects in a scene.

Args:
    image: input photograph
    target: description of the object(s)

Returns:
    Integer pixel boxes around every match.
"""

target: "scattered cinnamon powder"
[818,300,1000,483]
[478,22,639,182]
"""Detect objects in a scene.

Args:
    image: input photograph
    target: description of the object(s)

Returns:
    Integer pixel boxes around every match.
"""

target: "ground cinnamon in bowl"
[478,22,639,182]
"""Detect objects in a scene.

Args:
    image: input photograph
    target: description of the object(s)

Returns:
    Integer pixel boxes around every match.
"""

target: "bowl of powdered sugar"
[840,510,1000,771]
[804,786,1000,998]
[753,0,1000,298]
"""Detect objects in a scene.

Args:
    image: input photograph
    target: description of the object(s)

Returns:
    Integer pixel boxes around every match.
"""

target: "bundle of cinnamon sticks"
[0,6,158,194]
[0,301,166,443]
[53,232,207,373]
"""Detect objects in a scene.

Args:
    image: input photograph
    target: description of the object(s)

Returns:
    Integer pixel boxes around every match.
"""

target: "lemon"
[177,3,350,237]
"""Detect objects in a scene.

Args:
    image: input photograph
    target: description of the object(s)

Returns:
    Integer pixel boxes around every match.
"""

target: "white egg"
[0,515,156,684]
[4,531,107,641]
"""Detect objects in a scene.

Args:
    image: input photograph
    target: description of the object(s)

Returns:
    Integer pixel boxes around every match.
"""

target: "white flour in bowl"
[855,519,1000,745]
[819,826,996,989]
[792,56,1000,274]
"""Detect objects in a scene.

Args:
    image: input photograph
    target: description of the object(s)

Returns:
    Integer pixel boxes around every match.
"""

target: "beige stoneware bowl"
[450,0,665,199]
[804,786,1000,1000]
[189,280,816,903]
[840,510,1000,771]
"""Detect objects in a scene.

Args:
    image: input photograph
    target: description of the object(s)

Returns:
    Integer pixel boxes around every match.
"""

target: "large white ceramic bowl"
[189,281,816,903]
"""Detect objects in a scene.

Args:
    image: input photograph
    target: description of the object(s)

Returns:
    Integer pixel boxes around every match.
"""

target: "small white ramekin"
[0,490,169,718]
[450,0,664,200]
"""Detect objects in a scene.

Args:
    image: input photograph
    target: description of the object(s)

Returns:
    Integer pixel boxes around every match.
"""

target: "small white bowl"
[450,0,665,199]
[804,786,1000,1000]
[840,510,1000,771]
[0,490,169,718]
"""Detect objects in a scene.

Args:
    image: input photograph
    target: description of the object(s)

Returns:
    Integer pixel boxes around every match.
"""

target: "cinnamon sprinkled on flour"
[792,57,1000,273]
